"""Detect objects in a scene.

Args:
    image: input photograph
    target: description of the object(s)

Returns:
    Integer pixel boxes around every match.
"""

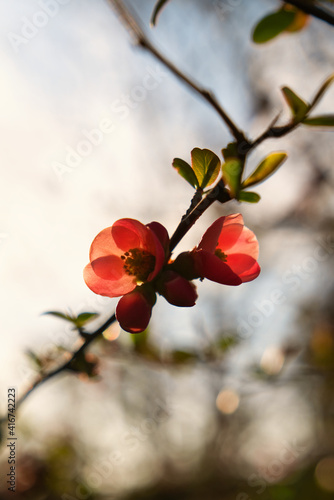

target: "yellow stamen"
[122,248,156,282]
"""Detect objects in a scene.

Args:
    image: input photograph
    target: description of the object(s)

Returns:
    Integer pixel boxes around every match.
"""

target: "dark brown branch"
[169,181,231,252]
[106,0,248,144]
[247,122,298,151]
[283,0,334,27]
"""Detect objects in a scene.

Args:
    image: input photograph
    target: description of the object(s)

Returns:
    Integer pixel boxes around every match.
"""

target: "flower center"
[214,248,227,262]
[121,248,156,283]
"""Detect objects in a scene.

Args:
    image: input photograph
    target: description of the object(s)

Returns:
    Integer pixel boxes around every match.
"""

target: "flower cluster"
[84,214,260,333]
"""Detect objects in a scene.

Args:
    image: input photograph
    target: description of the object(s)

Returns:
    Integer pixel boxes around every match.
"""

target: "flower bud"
[157,270,198,307]
[116,289,154,333]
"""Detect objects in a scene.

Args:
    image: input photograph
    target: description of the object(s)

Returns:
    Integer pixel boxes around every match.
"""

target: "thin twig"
[106,0,248,144]
[247,122,298,151]
[283,0,334,27]
[0,313,116,424]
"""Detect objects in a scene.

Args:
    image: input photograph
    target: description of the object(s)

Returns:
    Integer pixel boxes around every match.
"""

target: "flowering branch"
[106,0,248,144]
[2,0,333,431]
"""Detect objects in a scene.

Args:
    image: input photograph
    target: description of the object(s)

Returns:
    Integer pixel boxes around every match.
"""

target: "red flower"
[84,219,168,333]
[84,218,167,298]
[195,214,260,285]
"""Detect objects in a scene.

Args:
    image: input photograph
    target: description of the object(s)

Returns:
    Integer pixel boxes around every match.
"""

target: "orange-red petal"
[226,254,261,282]
[146,221,170,251]
[83,263,136,297]
[199,214,244,253]
[198,250,242,286]
[227,226,259,260]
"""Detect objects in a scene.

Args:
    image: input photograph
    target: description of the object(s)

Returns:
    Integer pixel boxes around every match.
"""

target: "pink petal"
[227,226,259,260]
[198,250,242,285]
[83,263,136,297]
[116,291,153,333]
[226,254,261,282]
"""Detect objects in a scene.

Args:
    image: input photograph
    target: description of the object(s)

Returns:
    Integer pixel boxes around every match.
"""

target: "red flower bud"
[116,289,154,333]
[157,270,198,307]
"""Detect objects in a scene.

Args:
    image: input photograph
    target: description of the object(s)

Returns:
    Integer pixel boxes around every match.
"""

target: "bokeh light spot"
[315,456,334,492]
[260,346,285,375]
[103,322,121,341]
[216,389,240,414]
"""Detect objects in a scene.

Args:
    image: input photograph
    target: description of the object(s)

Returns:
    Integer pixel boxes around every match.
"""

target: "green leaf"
[302,114,334,127]
[150,0,171,26]
[43,310,99,329]
[310,73,334,110]
[172,158,199,188]
[222,142,238,160]
[222,158,243,198]
[43,311,74,322]
[252,10,296,44]
[191,148,221,189]
[242,152,288,189]
[281,86,309,121]
[74,312,99,328]
[238,191,261,203]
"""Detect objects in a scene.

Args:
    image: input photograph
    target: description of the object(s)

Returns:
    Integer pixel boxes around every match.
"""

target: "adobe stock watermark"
[236,439,306,499]
[7,0,72,53]
[52,64,167,182]
[237,233,334,339]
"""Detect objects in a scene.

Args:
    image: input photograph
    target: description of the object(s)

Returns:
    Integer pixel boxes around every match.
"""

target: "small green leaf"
[302,115,334,127]
[150,0,171,26]
[310,73,334,110]
[238,191,261,203]
[242,152,288,189]
[43,310,99,329]
[222,158,243,198]
[252,10,296,44]
[191,148,221,189]
[281,86,309,121]
[222,142,238,160]
[173,158,199,188]
[43,311,74,322]
[74,312,99,328]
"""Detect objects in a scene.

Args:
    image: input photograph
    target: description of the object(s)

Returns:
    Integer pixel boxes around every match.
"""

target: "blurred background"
[1,0,334,498]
